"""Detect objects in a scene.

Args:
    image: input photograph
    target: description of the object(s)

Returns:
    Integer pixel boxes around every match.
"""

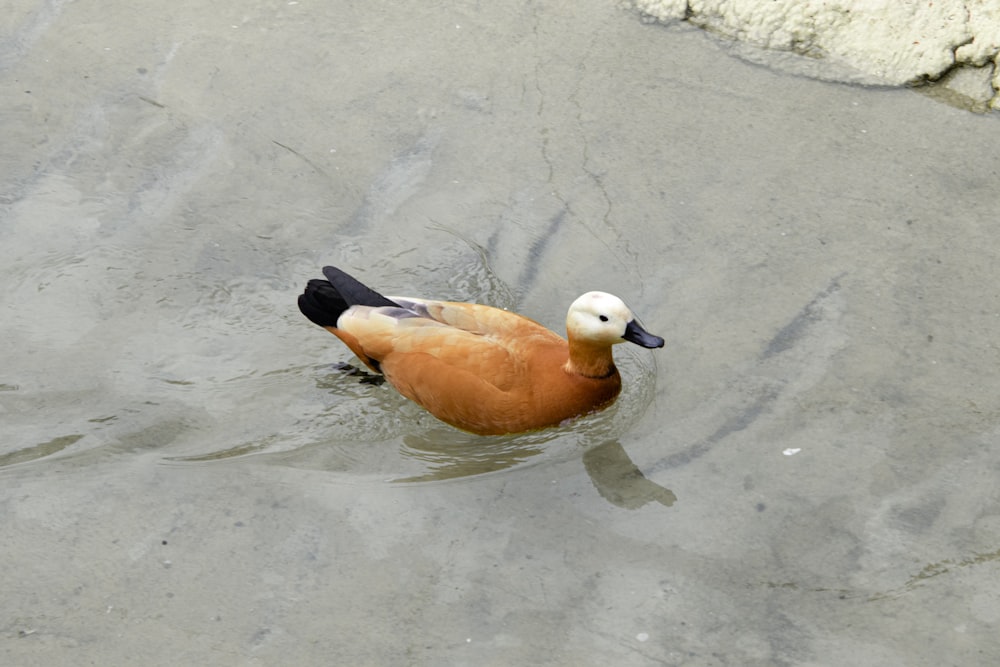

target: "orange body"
[327,299,622,435]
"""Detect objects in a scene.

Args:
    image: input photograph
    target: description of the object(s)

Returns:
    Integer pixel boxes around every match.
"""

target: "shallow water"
[3,1,1000,665]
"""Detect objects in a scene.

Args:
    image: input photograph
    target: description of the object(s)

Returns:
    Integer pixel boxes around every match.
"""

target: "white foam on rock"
[630,0,1000,110]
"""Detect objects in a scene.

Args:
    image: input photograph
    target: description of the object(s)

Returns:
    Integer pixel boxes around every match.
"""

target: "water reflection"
[395,432,677,511]
[583,440,676,509]
[394,429,550,483]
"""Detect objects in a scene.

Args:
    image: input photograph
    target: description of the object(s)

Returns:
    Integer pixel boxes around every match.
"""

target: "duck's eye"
[599,315,609,322]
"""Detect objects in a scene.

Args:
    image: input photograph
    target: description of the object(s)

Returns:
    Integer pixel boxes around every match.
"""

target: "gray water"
[3,1,1000,665]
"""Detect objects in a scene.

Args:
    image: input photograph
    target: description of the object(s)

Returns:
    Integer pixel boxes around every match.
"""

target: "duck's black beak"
[623,319,665,349]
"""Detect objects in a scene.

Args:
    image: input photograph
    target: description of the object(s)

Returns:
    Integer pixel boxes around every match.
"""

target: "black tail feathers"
[298,266,399,328]
[321,266,399,309]
[298,279,346,327]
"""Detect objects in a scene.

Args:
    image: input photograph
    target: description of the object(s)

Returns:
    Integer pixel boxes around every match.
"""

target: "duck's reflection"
[583,440,676,509]
[396,433,675,509]
[394,429,548,483]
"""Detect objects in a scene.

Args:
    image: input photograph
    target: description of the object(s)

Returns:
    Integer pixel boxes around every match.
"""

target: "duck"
[297,266,664,436]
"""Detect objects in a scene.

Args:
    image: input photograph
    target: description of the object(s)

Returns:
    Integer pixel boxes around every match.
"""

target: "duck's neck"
[565,339,618,379]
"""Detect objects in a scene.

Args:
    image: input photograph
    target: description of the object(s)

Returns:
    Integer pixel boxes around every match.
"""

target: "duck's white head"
[566,291,665,349]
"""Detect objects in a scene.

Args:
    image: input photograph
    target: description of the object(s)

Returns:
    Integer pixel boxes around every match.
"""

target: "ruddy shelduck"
[298,266,664,435]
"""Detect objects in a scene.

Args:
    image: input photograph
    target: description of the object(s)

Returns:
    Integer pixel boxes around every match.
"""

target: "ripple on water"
[168,342,660,485]
[166,246,662,484]
[0,434,85,468]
